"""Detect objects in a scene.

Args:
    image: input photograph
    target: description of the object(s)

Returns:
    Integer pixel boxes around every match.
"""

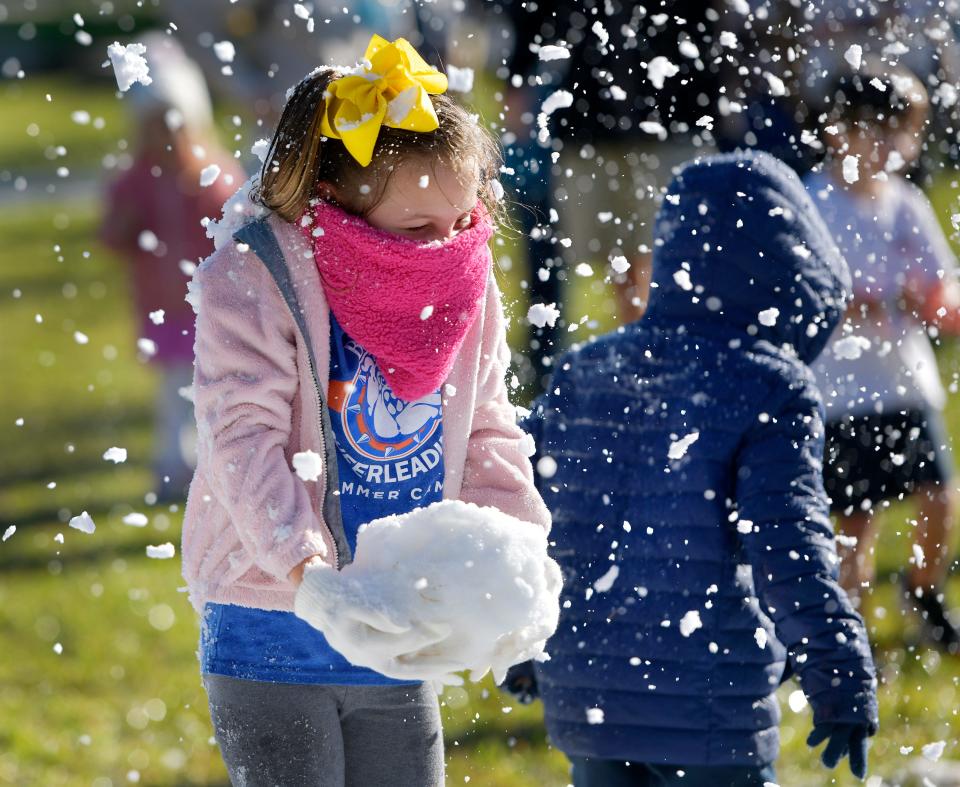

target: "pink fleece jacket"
[181,212,551,613]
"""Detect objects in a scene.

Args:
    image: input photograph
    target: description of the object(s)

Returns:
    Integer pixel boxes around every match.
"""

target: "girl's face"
[363,160,479,242]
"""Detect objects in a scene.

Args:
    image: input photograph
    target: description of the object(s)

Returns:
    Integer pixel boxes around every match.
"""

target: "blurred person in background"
[807,62,960,653]
[100,33,243,501]
[506,0,720,328]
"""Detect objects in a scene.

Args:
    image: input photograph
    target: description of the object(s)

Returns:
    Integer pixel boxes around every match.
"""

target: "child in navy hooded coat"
[508,152,879,786]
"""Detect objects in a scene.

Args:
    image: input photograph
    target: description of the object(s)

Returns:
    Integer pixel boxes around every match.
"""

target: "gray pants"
[203,674,445,787]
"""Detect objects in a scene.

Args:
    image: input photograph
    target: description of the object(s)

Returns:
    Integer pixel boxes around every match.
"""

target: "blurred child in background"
[807,62,960,652]
[101,33,243,500]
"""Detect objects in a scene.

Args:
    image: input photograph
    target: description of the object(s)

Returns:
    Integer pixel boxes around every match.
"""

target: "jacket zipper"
[267,278,341,570]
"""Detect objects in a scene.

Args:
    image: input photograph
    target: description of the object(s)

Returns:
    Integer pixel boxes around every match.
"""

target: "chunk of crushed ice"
[844,44,863,70]
[446,65,474,93]
[527,302,560,328]
[593,565,619,593]
[754,627,768,649]
[213,41,235,63]
[922,740,946,762]
[679,610,702,637]
[647,56,679,89]
[834,335,870,360]
[586,707,605,725]
[103,446,127,463]
[536,456,558,479]
[842,155,860,184]
[538,45,570,61]
[758,307,779,327]
[292,450,323,482]
[69,511,96,534]
[668,431,700,460]
[719,31,738,48]
[146,543,176,559]
[199,164,221,188]
[107,42,152,92]
[123,512,149,527]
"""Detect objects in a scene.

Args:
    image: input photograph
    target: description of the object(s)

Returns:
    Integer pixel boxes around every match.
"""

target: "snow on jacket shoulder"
[525,152,876,768]
[181,212,549,613]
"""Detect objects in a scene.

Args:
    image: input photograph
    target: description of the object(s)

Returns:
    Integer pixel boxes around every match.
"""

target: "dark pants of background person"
[570,757,777,787]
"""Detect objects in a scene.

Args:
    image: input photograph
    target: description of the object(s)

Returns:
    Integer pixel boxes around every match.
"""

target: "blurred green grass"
[2,73,960,787]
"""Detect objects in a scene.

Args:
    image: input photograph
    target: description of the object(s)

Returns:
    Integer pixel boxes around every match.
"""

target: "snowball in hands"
[293,500,562,685]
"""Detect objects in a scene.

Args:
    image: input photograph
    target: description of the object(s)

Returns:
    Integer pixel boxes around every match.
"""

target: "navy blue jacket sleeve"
[734,377,879,732]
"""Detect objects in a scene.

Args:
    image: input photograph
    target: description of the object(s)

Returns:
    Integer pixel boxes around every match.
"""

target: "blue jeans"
[570,757,777,787]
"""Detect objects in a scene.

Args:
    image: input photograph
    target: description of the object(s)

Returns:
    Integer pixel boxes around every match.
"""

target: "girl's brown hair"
[253,68,502,223]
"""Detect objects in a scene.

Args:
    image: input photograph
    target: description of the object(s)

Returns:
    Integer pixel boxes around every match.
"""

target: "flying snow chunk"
[833,335,870,360]
[758,307,779,327]
[574,262,594,277]
[490,179,505,202]
[646,56,679,90]
[844,44,863,70]
[591,21,609,47]
[754,627,768,649]
[446,65,474,93]
[539,45,570,61]
[610,255,631,274]
[418,175,430,189]
[71,110,91,125]
[922,741,946,762]
[527,302,561,329]
[2,525,15,542]
[912,543,926,569]
[842,155,860,184]
[293,2,311,19]
[251,139,271,163]
[679,40,700,59]
[69,510,96,534]
[292,450,323,482]
[609,85,627,101]
[420,305,434,321]
[74,331,89,345]
[146,542,176,559]
[137,338,157,357]
[639,120,667,140]
[122,512,149,527]
[149,309,165,325]
[679,610,703,637]
[213,41,236,63]
[668,431,700,461]
[103,446,128,464]
[536,456,558,479]
[787,689,808,712]
[673,269,693,291]
[293,500,562,685]
[952,213,960,232]
[586,707,605,725]
[199,164,221,188]
[541,89,574,117]
[764,72,786,97]
[719,31,738,48]
[593,565,619,593]
[138,230,159,252]
[107,42,152,92]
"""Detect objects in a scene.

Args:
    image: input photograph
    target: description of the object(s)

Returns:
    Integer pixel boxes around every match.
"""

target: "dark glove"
[807,723,870,780]
[501,661,539,705]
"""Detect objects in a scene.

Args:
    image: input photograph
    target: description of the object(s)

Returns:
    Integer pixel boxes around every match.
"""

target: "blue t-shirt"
[200,314,444,684]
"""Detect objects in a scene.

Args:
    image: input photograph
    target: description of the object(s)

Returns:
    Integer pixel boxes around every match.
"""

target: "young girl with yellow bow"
[181,35,550,785]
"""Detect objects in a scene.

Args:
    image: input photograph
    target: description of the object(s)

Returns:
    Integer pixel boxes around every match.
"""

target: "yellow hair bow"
[320,34,448,167]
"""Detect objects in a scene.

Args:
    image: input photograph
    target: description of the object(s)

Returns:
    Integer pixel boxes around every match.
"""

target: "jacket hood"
[643,150,850,363]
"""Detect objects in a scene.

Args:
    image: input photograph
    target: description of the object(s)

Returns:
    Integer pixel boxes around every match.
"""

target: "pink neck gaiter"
[302,199,494,402]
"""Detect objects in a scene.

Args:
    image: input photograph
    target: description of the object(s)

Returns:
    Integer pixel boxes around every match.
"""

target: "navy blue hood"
[644,150,850,364]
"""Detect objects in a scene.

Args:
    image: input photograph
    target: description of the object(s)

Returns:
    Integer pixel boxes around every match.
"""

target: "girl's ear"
[316,181,341,203]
